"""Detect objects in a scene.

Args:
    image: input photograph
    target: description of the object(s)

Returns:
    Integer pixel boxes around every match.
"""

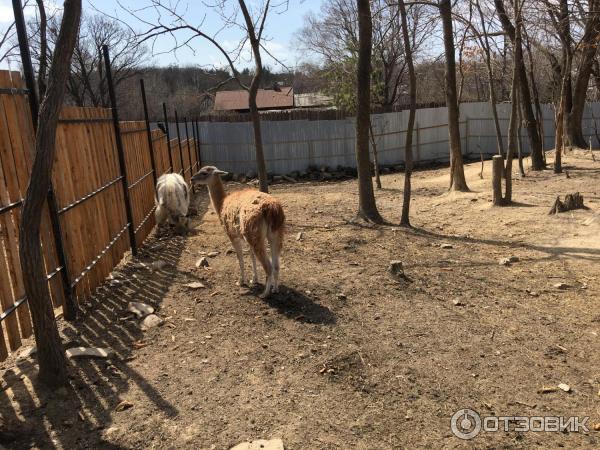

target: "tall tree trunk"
[19,0,81,388]
[356,0,383,222]
[36,0,48,99]
[399,0,415,226]
[440,0,468,191]
[505,48,520,204]
[523,29,546,163]
[495,0,545,170]
[567,1,600,148]
[475,0,504,156]
[239,0,269,193]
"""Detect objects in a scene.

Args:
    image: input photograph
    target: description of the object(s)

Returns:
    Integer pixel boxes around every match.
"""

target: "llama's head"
[191,166,228,186]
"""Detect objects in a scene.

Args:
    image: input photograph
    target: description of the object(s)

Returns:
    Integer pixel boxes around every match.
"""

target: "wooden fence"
[0,70,199,361]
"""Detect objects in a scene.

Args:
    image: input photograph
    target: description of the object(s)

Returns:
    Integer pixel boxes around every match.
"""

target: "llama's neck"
[207,177,227,216]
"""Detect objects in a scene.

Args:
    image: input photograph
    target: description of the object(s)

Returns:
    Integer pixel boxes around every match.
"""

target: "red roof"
[214,87,294,111]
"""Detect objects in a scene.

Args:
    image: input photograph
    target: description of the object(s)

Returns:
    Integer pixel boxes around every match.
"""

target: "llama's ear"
[214,169,228,176]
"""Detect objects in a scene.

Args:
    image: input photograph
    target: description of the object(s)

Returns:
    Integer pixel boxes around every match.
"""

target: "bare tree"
[440,0,469,191]
[399,0,416,225]
[494,0,545,170]
[133,0,286,193]
[356,0,384,222]
[19,0,82,388]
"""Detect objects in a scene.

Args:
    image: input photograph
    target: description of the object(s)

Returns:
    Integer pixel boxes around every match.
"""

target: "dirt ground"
[2,150,600,449]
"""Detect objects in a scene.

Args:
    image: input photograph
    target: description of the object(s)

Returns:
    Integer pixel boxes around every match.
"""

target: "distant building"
[294,92,334,109]
[214,86,294,113]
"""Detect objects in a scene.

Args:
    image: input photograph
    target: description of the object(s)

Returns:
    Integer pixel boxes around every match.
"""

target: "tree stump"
[549,192,585,214]
[492,155,504,206]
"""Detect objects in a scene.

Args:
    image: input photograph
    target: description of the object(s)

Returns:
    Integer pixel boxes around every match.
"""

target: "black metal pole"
[102,45,137,256]
[162,102,174,172]
[174,109,185,176]
[140,79,158,186]
[190,118,198,171]
[195,119,202,168]
[184,117,192,174]
[12,0,76,320]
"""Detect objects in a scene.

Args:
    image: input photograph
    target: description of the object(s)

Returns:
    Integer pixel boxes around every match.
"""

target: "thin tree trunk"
[523,29,545,164]
[399,0,415,226]
[19,0,81,388]
[440,0,468,191]
[495,0,545,170]
[36,0,48,99]
[239,0,269,192]
[369,120,382,189]
[356,0,383,223]
[567,1,600,148]
[505,48,520,204]
[517,92,525,177]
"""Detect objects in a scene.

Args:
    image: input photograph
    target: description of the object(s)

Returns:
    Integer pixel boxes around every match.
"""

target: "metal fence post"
[12,0,77,320]
[191,118,199,170]
[184,117,192,174]
[102,45,137,256]
[174,110,185,175]
[162,103,174,172]
[140,79,158,186]
[195,119,202,167]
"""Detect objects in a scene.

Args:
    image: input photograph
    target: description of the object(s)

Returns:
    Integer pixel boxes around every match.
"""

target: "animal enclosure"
[0,70,199,361]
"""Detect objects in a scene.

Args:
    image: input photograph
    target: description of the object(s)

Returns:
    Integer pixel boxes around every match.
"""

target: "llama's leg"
[267,230,282,293]
[249,250,258,286]
[231,238,246,286]
[251,242,273,298]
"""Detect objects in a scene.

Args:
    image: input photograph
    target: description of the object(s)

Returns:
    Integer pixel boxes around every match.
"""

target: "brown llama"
[191,166,285,298]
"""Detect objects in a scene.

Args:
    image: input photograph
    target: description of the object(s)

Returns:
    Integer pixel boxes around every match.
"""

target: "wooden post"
[195,119,202,167]
[184,117,192,176]
[102,45,137,256]
[492,155,504,206]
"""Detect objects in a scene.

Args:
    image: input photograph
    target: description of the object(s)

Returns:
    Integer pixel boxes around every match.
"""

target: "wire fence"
[0,69,200,361]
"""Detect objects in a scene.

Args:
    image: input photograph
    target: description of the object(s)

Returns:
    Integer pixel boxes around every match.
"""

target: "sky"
[0,0,322,71]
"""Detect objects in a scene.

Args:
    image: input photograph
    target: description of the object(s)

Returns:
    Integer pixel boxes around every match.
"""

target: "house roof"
[214,87,294,111]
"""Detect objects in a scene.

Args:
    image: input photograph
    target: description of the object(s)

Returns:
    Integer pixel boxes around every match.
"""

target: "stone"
[127,302,155,318]
[140,314,165,331]
[207,251,220,257]
[196,257,210,268]
[185,282,206,290]
[296,232,303,241]
[554,282,570,290]
[230,438,284,450]
[440,243,453,249]
[336,293,347,300]
[66,347,113,359]
[558,383,571,392]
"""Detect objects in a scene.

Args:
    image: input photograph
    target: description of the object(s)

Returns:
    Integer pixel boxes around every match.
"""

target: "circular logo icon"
[451,408,482,440]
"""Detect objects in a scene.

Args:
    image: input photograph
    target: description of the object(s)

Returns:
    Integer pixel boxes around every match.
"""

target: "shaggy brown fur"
[191,166,285,297]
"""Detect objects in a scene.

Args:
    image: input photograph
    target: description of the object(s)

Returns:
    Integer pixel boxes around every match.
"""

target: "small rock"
[230,438,284,450]
[452,299,464,306]
[207,251,220,258]
[185,282,206,290]
[336,293,347,300]
[539,386,558,393]
[554,282,570,290]
[150,260,167,271]
[115,401,133,412]
[500,256,519,266]
[296,232,303,241]
[526,289,539,297]
[440,243,453,249]
[140,314,164,331]
[558,383,571,392]
[127,302,154,319]
[196,257,210,268]
[66,347,113,359]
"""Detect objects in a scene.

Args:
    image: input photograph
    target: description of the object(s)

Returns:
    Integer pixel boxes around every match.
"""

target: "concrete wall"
[167,102,600,175]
